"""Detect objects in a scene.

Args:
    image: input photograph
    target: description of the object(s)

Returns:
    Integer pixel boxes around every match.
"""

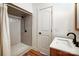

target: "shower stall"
[0,3,32,56]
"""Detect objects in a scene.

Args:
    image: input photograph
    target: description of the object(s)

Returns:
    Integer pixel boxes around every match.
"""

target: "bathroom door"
[37,7,52,55]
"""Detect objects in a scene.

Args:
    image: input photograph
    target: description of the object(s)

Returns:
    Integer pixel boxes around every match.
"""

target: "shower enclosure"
[0,3,32,56]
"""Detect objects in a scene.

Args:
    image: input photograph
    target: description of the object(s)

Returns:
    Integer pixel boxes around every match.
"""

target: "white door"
[37,7,52,55]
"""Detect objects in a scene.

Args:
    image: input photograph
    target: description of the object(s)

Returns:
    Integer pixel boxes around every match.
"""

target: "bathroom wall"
[53,4,73,38]
[32,3,79,50]
[21,15,32,46]
[53,3,79,41]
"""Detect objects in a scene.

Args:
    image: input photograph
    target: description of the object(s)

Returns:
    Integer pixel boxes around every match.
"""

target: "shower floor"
[11,42,31,56]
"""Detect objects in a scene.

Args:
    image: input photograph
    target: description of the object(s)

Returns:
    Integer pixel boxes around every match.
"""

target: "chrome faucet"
[67,32,76,44]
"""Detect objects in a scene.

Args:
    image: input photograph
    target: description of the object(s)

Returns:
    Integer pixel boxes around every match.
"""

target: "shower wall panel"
[21,15,32,46]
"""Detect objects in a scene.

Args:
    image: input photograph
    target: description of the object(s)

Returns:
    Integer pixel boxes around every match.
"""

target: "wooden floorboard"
[23,49,45,56]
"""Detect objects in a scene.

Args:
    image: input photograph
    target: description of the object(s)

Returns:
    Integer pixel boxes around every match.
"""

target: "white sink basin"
[50,37,79,55]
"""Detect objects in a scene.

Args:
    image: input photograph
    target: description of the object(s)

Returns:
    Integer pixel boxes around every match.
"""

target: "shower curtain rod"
[6,3,32,16]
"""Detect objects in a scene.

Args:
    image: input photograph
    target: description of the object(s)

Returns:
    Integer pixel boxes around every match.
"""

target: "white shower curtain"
[0,4,10,56]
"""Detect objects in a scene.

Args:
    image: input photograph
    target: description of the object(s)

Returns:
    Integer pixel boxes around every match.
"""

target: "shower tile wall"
[9,15,21,46]
[21,15,32,46]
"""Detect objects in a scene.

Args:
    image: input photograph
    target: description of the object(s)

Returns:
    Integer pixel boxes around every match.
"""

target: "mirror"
[75,3,79,31]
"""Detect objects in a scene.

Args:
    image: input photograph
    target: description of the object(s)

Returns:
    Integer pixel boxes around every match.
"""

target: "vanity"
[50,37,79,56]
[50,48,76,56]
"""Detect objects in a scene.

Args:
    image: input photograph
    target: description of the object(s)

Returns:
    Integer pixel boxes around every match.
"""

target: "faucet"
[67,32,76,44]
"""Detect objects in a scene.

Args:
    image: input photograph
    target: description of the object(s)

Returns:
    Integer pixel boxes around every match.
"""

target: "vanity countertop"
[50,37,79,55]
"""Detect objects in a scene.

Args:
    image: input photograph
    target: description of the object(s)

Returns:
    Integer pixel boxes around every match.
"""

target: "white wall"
[32,4,38,50]
[32,3,79,50]
[53,3,73,37]
[12,3,33,13]
[53,3,79,41]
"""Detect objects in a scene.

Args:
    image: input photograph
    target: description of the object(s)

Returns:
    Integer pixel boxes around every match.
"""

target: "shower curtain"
[0,4,10,56]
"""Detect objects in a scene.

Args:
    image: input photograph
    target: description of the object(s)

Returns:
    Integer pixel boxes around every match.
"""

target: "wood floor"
[23,49,45,56]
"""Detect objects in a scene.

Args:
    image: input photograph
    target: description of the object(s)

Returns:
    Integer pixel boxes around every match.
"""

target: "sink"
[50,37,79,55]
